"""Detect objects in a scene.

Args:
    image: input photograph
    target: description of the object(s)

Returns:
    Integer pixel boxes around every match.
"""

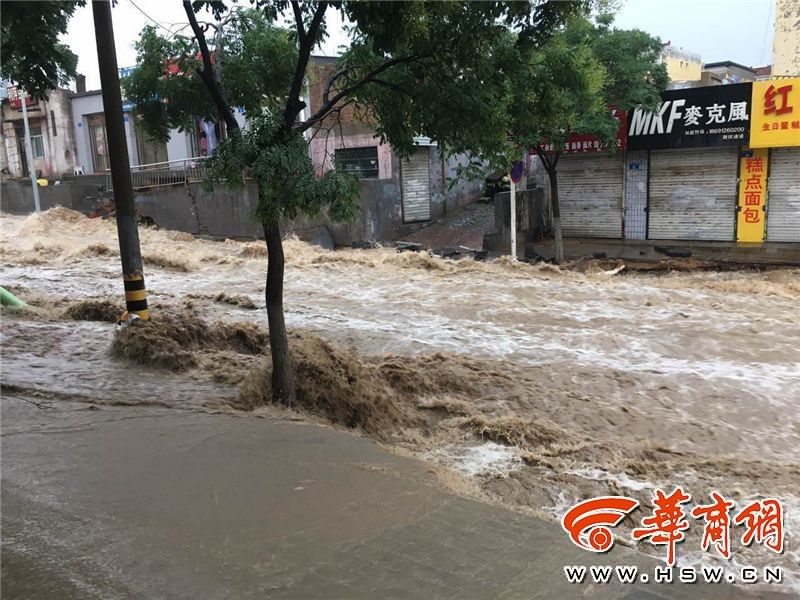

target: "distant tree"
[125,0,585,405]
[0,1,85,97]
[508,15,667,263]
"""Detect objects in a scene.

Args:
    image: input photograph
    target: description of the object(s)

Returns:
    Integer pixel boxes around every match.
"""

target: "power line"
[129,0,212,40]
[129,0,175,34]
[759,0,774,66]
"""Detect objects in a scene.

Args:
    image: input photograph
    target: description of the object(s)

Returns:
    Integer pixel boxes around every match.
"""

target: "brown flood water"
[2,208,799,589]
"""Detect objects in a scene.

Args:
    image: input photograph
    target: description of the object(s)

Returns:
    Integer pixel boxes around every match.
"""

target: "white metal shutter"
[402,148,431,222]
[558,153,623,238]
[766,147,800,242]
[649,147,737,241]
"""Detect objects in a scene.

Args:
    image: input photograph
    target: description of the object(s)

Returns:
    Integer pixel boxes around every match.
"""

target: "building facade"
[70,89,141,174]
[305,57,482,227]
[702,61,757,85]
[773,0,800,77]
[1,86,77,178]
[660,43,703,83]
[533,79,800,244]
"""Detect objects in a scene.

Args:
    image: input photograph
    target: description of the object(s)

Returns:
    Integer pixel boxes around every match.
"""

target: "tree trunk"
[548,167,564,264]
[263,220,296,405]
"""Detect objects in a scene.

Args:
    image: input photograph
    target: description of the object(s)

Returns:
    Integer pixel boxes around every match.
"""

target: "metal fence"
[106,157,209,191]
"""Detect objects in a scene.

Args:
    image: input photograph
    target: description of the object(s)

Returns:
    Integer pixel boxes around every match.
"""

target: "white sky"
[64,0,775,91]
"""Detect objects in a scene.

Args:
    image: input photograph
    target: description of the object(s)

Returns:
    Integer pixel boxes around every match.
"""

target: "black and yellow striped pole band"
[122,274,150,320]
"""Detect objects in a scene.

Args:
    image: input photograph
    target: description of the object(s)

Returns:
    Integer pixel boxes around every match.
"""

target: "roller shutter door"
[766,147,800,242]
[402,148,431,223]
[649,147,737,241]
[558,153,623,238]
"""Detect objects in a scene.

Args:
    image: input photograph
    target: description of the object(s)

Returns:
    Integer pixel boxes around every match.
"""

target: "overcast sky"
[64,0,775,91]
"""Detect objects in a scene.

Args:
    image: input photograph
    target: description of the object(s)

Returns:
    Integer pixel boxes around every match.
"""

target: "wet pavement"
[400,202,495,249]
[1,396,791,600]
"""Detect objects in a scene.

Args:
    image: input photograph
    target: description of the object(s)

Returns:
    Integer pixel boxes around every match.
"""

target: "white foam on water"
[567,467,655,492]
[424,442,523,477]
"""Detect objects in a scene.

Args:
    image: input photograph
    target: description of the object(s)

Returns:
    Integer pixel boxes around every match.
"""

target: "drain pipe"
[0,286,26,307]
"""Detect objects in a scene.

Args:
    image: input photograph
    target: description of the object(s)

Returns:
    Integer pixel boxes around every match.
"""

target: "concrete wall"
[483,188,549,254]
[0,178,107,214]
[135,177,429,245]
[1,176,428,247]
[773,0,800,77]
[429,150,483,220]
[135,181,263,238]
[166,128,193,162]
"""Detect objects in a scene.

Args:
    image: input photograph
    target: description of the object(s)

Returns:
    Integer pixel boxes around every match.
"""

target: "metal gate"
[648,147,738,241]
[766,147,800,242]
[558,153,623,238]
[624,151,648,240]
[402,148,431,223]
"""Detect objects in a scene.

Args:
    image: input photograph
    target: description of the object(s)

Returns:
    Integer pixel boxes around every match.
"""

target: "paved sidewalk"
[401,202,495,250]
[1,397,789,599]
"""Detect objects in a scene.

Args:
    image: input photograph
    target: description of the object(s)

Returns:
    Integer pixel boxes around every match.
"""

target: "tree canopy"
[123,0,593,404]
[0,0,84,97]
[503,14,667,262]
[124,1,588,226]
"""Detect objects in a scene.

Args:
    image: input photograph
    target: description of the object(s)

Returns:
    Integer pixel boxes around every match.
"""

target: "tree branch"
[321,65,355,106]
[297,53,426,134]
[534,144,551,171]
[282,1,328,135]
[291,0,306,45]
[371,78,413,97]
[183,0,239,133]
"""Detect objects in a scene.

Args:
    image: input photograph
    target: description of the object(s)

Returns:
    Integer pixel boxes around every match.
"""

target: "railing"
[106,156,209,191]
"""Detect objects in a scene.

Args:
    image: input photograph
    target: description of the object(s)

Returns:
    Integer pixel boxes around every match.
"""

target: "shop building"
[533,79,800,246]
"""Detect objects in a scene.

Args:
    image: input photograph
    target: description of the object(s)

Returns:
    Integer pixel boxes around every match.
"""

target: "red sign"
[764,83,793,116]
[164,53,215,79]
[6,85,36,110]
[538,108,627,154]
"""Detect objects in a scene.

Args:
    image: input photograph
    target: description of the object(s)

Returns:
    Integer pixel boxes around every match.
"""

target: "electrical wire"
[129,0,197,39]
[759,0,774,67]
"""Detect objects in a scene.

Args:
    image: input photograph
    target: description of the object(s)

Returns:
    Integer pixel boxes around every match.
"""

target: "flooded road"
[2,208,800,590]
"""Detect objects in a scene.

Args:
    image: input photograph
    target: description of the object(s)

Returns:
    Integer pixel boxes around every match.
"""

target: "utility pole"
[19,90,41,213]
[92,0,149,320]
[509,176,516,260]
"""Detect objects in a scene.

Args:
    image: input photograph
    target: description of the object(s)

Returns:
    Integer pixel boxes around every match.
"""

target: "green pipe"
[0,286,26,307]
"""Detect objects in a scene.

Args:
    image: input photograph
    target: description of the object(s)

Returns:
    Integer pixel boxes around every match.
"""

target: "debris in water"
[64,299,121,323]
[603,264,626,276]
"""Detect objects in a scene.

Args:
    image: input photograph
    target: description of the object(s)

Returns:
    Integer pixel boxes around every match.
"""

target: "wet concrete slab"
[0,397,790,599]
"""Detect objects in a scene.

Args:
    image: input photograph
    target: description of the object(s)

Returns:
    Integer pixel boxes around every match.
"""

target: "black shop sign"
[626,83,752,150]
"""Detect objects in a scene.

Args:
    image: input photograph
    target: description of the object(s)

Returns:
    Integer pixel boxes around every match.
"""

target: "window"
[51,110,57,136]
[30,126,45,158]
[335,146,379,179]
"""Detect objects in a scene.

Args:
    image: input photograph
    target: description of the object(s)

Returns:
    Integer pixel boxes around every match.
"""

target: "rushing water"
[3,208,800,589]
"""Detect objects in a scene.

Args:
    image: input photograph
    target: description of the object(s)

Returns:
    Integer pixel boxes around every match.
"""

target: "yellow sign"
[736,148,768,243]
[749,78,800,148]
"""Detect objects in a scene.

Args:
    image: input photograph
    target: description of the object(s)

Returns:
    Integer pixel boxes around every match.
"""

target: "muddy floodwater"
[2,208,800,591]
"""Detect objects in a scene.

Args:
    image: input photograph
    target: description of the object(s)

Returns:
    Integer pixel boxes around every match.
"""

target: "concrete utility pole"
[92,0,149,320]
[509,176,517,260]
[19,91,41,213]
